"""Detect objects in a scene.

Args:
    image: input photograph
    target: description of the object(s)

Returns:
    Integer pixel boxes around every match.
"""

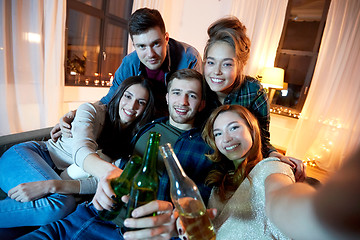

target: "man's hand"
[123,200,176,240]
[50,123,62,142]
[60,110,76,138]
[269,151,306,182]
[50,110,76,142]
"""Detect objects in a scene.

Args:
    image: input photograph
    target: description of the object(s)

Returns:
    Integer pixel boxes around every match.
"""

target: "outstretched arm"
[82,153,123,211]
[265,173,333,240]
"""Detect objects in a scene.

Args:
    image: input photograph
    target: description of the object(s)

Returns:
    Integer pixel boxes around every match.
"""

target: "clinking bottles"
[159,143,216,240]
[125,132,160,225]
[98,155,142,221]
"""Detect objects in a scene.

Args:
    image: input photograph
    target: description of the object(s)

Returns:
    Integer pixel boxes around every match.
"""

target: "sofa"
[0,127,321,201]
[0,127,52,200]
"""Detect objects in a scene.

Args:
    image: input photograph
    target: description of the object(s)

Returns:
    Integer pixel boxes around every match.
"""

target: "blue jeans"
[0,141,76,228]
[18,203,124,240]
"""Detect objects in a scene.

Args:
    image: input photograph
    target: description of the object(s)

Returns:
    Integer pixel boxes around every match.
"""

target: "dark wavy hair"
[204,16,251,89]
[107,76,155,135]
[128,8,166,39]
[202,105,262,201]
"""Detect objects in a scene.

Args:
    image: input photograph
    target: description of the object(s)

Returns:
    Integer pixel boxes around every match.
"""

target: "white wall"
[269,113,298,152]
[165,0,234,58]
[63,86,109,114]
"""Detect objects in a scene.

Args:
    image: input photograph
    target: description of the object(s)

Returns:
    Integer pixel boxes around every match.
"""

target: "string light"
[270,106,300,119]
[303,158,318,168]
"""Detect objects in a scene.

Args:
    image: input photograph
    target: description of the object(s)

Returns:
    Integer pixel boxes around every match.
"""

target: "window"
[65,0,133,87]
[271,0,331,116]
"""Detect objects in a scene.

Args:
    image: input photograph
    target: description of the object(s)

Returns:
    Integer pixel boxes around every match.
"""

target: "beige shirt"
[46,103,107,194]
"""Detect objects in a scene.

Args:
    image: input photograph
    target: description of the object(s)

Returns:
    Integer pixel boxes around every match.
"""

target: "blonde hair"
[202,105,262,201]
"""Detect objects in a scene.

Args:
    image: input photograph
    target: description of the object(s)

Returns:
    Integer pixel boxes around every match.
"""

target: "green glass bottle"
[159,143,216,240]
[98,155,142,221]
[124,132,160,228]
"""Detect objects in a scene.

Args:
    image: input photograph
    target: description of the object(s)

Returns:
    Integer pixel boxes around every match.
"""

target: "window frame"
[273,0,331,114]
[65,0,133,87]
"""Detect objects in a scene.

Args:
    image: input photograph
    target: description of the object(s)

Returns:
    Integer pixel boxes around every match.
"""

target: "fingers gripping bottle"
[159,143,216,240]
[125,132,160,229]
[98,155,142,221]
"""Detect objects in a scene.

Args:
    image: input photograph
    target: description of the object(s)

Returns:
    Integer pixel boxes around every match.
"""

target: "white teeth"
[212,78,223,83]
[225,144,239,150]
[124,109,134,116]
[175,108,187,113]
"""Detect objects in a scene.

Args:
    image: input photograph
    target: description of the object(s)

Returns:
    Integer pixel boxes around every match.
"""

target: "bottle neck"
[161,144,187,181]
[141,132,160,173]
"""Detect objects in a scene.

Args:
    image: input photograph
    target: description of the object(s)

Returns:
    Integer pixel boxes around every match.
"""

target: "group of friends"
[0,7,359,240]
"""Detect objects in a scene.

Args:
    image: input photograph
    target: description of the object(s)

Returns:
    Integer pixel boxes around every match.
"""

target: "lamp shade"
[260,67,284,89]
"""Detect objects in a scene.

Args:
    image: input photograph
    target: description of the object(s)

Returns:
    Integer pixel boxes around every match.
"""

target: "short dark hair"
[108,76,155,135]
[128,8,166,39]
[167,69,206,100]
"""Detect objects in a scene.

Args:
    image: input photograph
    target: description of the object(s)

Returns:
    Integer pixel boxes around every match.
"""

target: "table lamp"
[259,67,285,103]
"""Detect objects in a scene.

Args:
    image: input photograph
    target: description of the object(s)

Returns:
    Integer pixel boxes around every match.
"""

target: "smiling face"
[132,26,169,70]
[204,41,239,95]
[166,78,205,130]
[213,110,253,168]
[119,83,149,127]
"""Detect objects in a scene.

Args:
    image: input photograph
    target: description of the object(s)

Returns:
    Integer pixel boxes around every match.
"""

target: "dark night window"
[65,0,133,87]
[271,0,331,116]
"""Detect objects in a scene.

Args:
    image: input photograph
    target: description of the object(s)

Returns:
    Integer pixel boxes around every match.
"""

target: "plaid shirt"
[223,76,276,156]
[125,117,213,204]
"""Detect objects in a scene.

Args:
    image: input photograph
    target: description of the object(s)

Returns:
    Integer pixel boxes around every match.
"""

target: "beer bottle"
[159,143,216,240]
[125,132,160,224]
[98,155,142,221]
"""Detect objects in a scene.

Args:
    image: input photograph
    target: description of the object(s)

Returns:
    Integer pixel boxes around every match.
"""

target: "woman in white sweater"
[0,76,154,229]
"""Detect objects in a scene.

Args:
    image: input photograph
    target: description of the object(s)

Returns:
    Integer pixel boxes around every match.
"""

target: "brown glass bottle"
[159,143,216,240]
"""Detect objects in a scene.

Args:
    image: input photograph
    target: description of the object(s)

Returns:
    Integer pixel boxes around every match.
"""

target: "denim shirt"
[100,38,202,104]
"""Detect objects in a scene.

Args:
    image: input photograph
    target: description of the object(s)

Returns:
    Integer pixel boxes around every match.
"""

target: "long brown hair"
[202,105,262,201]
[98,76,154,160]
[203,17,251,89]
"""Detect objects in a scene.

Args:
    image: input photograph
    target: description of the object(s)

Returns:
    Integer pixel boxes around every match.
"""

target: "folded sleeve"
[79,177,98,194]
[71,102,106,169]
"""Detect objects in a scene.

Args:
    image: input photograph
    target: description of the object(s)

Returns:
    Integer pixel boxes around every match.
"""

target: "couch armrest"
[0,127,53,157]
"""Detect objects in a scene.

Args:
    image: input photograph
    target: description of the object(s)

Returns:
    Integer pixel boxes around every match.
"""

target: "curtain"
[286,0,360,172]
[0,0,66,136]
[230,0,288,76]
